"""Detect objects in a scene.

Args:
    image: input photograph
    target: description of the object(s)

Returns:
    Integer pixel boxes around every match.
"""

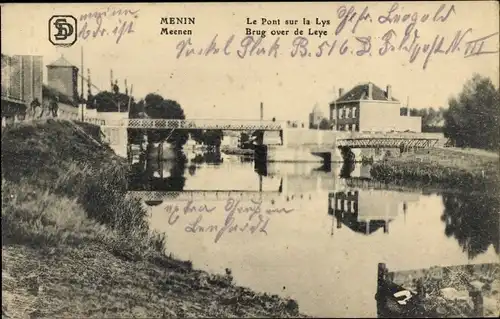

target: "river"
[127,151,499,318]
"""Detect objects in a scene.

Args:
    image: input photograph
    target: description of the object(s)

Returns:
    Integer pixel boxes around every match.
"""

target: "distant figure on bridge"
[30,98,41,118]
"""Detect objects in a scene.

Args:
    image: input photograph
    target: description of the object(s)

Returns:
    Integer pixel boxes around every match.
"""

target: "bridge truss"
[109,119,283,131]
[337,137,439,148]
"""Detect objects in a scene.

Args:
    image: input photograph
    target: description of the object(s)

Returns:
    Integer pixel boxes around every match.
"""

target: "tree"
[443,74,500,150]
[240,132,252,149]
[91,90,133,112]
[144,94,188,149]
[319,118,331,130]
[203,130,224,147]
[129,99,145,118]
[190,129,204,144]
[189,129,224,147]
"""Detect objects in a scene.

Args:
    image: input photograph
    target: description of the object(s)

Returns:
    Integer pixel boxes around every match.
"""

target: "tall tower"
[46,55,79,105]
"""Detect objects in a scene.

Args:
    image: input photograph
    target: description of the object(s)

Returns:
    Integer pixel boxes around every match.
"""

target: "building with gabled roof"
[329,82,421,133]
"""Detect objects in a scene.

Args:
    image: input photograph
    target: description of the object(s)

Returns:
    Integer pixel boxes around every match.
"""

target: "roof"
[336,211,392,235]
[336,82,399,103]
[47,55,78,69]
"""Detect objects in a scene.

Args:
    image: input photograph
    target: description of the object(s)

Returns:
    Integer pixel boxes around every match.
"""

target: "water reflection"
[339,160,356,178]
[441,192,500,259]
[191,151,223,165]
[129,151,499,262]
[127,149,499,317]
[328,191,391,235]
[128,151,187,192]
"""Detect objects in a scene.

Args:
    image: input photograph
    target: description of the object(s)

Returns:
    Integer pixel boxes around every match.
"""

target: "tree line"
[400,74,499,150]
[87,85,223,149]
[442,74,499,151]
[399,107,447,133]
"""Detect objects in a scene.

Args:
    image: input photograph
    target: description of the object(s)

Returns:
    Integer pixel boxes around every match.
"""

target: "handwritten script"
[78,7,139,44]
[174,3,499,70]
[165,198,295,243]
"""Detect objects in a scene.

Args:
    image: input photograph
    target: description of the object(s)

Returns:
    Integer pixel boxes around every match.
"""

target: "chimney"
[368,82,373,100]
[260,102,263,120]
[339,88,345,98]
[125,79,128,95]
[110,69,114,91]
[407,96,410,117]
[87,68,91,97]
[386,85,392,100]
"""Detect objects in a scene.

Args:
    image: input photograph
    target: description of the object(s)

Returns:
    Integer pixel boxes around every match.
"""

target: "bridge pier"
[281,126,288,147]
[101,126,128,157]
[254,144,268,163]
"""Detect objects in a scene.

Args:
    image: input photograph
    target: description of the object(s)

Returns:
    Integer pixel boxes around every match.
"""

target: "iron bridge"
[337,137,439,148]
[107,119,283,131]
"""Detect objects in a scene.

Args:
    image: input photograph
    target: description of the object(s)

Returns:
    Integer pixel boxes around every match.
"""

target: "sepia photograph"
[1,1,499,318]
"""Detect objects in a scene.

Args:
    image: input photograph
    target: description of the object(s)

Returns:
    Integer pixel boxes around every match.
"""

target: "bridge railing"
[114,118,283,130]
[337,132,442,139]
[1,109,106,127]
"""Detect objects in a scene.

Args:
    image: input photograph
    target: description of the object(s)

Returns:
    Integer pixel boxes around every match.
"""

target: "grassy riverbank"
[1,119,304,318]
[370,147,500,193]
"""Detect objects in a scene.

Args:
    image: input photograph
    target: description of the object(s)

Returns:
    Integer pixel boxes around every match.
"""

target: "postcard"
[1,2,499,318]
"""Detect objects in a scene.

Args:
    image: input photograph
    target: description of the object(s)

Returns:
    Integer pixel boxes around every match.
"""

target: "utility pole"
[407,96,410,117]
[127,84,133,111]
[80,46,84,122]
[110,69,114,91]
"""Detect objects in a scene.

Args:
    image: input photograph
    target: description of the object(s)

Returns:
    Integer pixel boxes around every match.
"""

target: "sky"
[2,2,499,122]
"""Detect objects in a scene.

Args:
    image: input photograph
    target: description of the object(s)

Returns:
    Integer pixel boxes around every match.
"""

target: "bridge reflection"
[126,154,420,227]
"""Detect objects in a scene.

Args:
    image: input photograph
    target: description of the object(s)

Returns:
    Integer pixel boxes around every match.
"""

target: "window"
[348,124,352,131]
[352,124,357,132]
[348,107,353,118]
[353,107,357,118]
[341,106,346,119]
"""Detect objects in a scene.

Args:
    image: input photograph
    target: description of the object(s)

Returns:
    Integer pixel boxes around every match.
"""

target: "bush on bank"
[370,154,499,193]
[1,119,165,256]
